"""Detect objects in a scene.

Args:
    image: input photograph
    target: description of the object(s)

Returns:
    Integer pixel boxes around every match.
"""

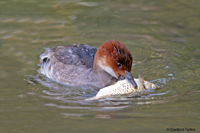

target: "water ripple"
[77,2,99,7]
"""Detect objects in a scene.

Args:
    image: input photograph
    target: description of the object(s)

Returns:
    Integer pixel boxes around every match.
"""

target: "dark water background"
[0,0,200,132]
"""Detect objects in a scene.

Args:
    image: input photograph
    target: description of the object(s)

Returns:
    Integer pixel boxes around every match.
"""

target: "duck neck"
[92,57,102,75]
[90,54,118,87]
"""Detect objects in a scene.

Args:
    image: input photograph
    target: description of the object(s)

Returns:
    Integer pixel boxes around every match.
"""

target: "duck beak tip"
[118,71,137,88]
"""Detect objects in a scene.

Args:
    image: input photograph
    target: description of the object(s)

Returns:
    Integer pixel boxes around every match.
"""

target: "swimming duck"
[38,40,137,88]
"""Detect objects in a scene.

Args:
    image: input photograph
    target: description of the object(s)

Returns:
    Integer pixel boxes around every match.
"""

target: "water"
[0,0,200,132]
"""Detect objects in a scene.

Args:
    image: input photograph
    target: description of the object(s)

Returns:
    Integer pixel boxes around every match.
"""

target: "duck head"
[93,40,137,88]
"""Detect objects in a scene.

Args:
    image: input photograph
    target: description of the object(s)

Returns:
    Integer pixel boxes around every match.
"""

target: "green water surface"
[0,0,200,132]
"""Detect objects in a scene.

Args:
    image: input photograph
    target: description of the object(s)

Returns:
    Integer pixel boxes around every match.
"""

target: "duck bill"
[118,71,138,89]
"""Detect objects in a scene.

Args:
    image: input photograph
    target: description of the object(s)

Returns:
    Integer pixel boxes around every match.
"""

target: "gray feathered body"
[38,44,117,88]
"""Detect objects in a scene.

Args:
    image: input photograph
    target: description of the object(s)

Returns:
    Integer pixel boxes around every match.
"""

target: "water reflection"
[26,72,200,117]
[25,75,175,115]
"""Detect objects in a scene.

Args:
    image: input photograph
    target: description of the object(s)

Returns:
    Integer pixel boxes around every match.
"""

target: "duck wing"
[38,44,97,85]
[40,43,97,69]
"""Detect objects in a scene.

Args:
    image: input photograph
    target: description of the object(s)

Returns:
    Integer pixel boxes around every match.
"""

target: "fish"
[86,69,159,100]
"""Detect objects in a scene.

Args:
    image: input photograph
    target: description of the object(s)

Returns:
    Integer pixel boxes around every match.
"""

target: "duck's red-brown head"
[94,40,137,88]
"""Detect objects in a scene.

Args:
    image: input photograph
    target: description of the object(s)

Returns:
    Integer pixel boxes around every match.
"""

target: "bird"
[38,40,137,88]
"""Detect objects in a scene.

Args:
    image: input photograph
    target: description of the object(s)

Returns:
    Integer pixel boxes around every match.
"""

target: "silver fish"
[86,69,159,100]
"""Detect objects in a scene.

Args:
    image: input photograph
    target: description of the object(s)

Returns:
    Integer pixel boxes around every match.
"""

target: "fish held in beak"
[118,71,137,89]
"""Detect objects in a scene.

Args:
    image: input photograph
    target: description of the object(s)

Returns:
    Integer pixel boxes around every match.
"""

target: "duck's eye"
[117,63,122,68]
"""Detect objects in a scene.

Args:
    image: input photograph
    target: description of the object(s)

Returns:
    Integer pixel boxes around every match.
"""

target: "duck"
[38,40,137,88]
